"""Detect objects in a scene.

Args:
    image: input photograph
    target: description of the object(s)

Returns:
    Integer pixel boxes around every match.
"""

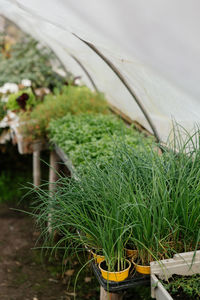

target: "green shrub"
[0,170,32,203]
[19,85,109,141]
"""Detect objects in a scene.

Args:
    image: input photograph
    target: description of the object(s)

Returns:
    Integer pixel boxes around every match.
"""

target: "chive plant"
[120,125,200,264]
[32,124,200,272]
[33,152,132,272]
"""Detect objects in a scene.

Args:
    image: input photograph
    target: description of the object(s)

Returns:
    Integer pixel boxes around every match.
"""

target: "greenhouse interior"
[0,1,200,299]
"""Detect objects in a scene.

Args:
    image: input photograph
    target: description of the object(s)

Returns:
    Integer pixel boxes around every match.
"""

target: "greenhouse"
[0,1,200,299]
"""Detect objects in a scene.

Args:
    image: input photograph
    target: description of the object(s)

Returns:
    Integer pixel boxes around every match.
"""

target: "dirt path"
[0,203,100,300]
[0,203,152,300]
[0,204,66,299]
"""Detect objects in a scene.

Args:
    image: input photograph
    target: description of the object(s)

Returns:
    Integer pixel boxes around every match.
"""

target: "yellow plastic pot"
[99,259,131,282]
[125,248,138,260]
[91,250,105,264]
[134,263,150,275]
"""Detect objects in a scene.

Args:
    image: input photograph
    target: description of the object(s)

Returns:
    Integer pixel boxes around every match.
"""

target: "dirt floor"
[0,203,100,300]
[0,202,152,300]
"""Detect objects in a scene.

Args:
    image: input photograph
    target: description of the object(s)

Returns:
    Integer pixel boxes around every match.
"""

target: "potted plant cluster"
[32,123,200,290]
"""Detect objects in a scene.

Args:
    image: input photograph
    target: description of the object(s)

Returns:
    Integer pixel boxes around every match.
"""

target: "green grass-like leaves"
[32,124,200,274]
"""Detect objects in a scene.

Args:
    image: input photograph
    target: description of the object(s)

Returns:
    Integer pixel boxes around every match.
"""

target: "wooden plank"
[109,104,153,137]
[54,145,77,179]
[32,141,48,186]
[100,287,123,300]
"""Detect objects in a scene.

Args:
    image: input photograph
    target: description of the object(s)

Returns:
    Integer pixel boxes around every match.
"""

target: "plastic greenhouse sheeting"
[1,0,200,142]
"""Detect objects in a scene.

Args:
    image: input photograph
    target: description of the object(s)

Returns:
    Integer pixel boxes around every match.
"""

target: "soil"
[0,146,152,300]
[100,260,130,272]
[0,203,99,300]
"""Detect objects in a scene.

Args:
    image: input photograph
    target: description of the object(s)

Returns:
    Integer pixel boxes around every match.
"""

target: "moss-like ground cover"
[162,274,200,299]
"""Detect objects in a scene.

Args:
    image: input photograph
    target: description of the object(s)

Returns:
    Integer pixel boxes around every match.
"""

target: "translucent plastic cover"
[1,0,200,141]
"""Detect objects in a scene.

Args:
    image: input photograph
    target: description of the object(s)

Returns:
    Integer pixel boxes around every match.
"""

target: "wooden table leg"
[49,150,60,192]
[33,150,41,187]
[100,287,123,300]
[48,150,60,232]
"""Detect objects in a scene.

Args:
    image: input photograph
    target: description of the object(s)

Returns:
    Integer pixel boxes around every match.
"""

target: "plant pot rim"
[124,247,138,252]
[99,259,131,274]
[91,250,104,258]
[132,261,150,267]
[132,261,151,274]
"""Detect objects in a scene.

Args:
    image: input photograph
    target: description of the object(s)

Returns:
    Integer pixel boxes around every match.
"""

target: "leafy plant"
[49,113,151,170]
[31,138,152,273]
[162,274,200,299]
[19,85,109,141]
[31,123,200,280]
[6,88,37,111]
[0,170,32,203]
[0,35,69,89]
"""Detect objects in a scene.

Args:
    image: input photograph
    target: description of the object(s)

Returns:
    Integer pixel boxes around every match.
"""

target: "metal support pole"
[73,34,161,144]
[70,54,99,92]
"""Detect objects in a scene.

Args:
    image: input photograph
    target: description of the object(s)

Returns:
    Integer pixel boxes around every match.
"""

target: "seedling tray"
[150,250,200,299]
[92,262,150,292]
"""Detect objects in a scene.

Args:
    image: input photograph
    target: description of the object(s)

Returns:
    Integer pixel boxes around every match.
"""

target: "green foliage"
[33,124,200,272]
[0,100,6,120]
[163,274,200,299]
[0,170,32,203]
[110,125,200,264]
[0,35,68,89]
[49,113,150,170]
[6,88,37,111]
[19,85,109,141]
[32,131,153,271]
